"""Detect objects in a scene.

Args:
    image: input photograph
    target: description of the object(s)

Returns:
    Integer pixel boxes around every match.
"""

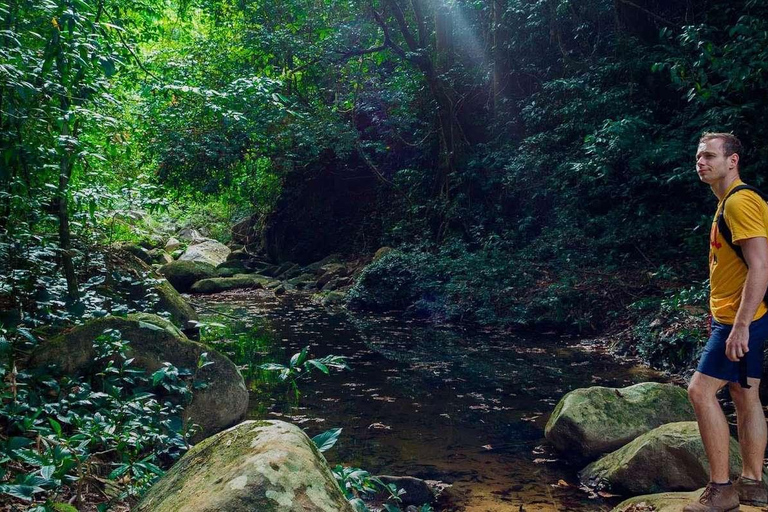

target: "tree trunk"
[56,66,78,299]
[491,0,509,116]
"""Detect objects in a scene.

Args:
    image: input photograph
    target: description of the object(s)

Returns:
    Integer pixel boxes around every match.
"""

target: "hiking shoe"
[683,482,739,511]
[735,476,768,506]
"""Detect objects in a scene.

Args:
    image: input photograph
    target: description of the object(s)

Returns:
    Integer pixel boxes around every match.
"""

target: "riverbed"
[191,289,667,511]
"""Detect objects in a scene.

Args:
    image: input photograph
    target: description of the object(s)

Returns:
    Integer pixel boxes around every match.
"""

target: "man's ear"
[730,152,740,170]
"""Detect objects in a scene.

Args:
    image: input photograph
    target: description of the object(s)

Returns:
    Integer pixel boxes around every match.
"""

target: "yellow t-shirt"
[709,180,768,324]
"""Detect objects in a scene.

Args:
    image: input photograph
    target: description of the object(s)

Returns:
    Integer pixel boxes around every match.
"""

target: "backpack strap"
[716,184,768,265]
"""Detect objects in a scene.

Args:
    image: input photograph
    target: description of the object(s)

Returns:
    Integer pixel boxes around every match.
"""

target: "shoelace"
[700,484,720,503]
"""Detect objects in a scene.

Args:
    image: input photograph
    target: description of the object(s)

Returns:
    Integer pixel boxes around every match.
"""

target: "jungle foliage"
[2,0,768,377]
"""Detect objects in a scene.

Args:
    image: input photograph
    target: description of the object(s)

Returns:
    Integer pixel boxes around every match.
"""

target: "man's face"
[696,138,735,184]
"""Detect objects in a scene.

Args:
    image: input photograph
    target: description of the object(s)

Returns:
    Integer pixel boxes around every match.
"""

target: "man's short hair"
[700,132,743,159]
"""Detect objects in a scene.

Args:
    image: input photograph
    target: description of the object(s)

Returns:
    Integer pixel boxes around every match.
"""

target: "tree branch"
[385,0,420,52]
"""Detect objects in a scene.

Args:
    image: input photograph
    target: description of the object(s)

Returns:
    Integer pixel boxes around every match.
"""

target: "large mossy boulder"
[545,382,694,461]
[28,314,248,443]
[190,275,265,294]
[580,422,742,495]
[159,260,217,293]
[135,420,355,512]
[179,239,231,267]
[612,490,765,512]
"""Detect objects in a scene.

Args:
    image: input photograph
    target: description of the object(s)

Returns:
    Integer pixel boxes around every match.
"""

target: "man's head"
[696,132,742,185]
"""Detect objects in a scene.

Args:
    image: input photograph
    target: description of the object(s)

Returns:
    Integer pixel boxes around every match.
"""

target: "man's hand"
[725,324,750,362]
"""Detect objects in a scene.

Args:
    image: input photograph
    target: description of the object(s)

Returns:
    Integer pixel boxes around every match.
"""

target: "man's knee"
[688,380,711,405]
[688,374,722,405]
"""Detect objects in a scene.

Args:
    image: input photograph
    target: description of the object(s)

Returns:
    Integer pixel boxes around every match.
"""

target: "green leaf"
[41,465,55,480]
[0,484,41,501]
[52,503,79,512]
[290,346,309,368]
[307,360,329,374]
[49,418,63,437]
[311,428,341,453]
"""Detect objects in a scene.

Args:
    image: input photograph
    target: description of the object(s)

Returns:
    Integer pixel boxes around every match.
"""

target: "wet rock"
[374,476,435,507]
[545,382,694,461]
[28,313,247,443]
[580,422,742,495]
[373,246,394,262]
[165,237,182,252]
[612,489,765,512]
[135,420,354,512]
[159,260,217,293]
[179,239,231,267]
[191,275,265,294]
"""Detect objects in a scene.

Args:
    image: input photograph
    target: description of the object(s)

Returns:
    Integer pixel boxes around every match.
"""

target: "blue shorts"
[696,313,768,383]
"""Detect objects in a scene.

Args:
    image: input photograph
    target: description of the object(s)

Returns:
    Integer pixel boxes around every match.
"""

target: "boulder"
[304,254,343,274]
[159,260,217,293]
[177,227,209,243]
[374,476,435,507]
[135,420,355,512]
[317,264,347,288]
[226,249,251,262]
[122,243,152,264]
[179,239,231,267]
[286,273,317,290]
[580,422,742,495]
[217,260,249,274]
[545,382,694,461]
[154,278,200,335]
[165,237,182,252]
[231,214,260,246]
[191,275,265,294]
[147,249,173,265]
[28,314,248,443]
[612,490,765,512]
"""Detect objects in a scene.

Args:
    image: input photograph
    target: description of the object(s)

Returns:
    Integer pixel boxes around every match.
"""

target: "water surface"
[192,289,667,511]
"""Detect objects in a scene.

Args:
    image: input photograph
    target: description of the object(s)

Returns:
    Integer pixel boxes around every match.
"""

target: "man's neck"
[711,174,741,201]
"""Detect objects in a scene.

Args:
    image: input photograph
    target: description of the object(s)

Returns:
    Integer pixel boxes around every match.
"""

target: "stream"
[191,288,668,512]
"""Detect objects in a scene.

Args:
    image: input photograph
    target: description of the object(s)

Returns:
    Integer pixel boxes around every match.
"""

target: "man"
[685,133,768,512]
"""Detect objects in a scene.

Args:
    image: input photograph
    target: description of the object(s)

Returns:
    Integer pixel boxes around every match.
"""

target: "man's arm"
[726,236,768,362]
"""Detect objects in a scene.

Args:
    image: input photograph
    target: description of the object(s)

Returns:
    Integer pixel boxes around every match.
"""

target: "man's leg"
[688,371,730,482]
[728,377,766,480]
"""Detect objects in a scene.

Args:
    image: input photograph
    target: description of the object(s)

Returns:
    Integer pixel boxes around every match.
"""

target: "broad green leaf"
[311,428,341,453]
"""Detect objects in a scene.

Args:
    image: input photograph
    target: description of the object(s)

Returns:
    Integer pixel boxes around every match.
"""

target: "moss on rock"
[580,421,742,495]
[136,420,354,512]
[159,260,217,293]
[28,313,247,443]
[545,382,694,461]
[190,275,265,294]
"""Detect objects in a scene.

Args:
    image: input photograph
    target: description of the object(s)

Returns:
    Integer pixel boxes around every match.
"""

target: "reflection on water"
[192,289,666,512]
